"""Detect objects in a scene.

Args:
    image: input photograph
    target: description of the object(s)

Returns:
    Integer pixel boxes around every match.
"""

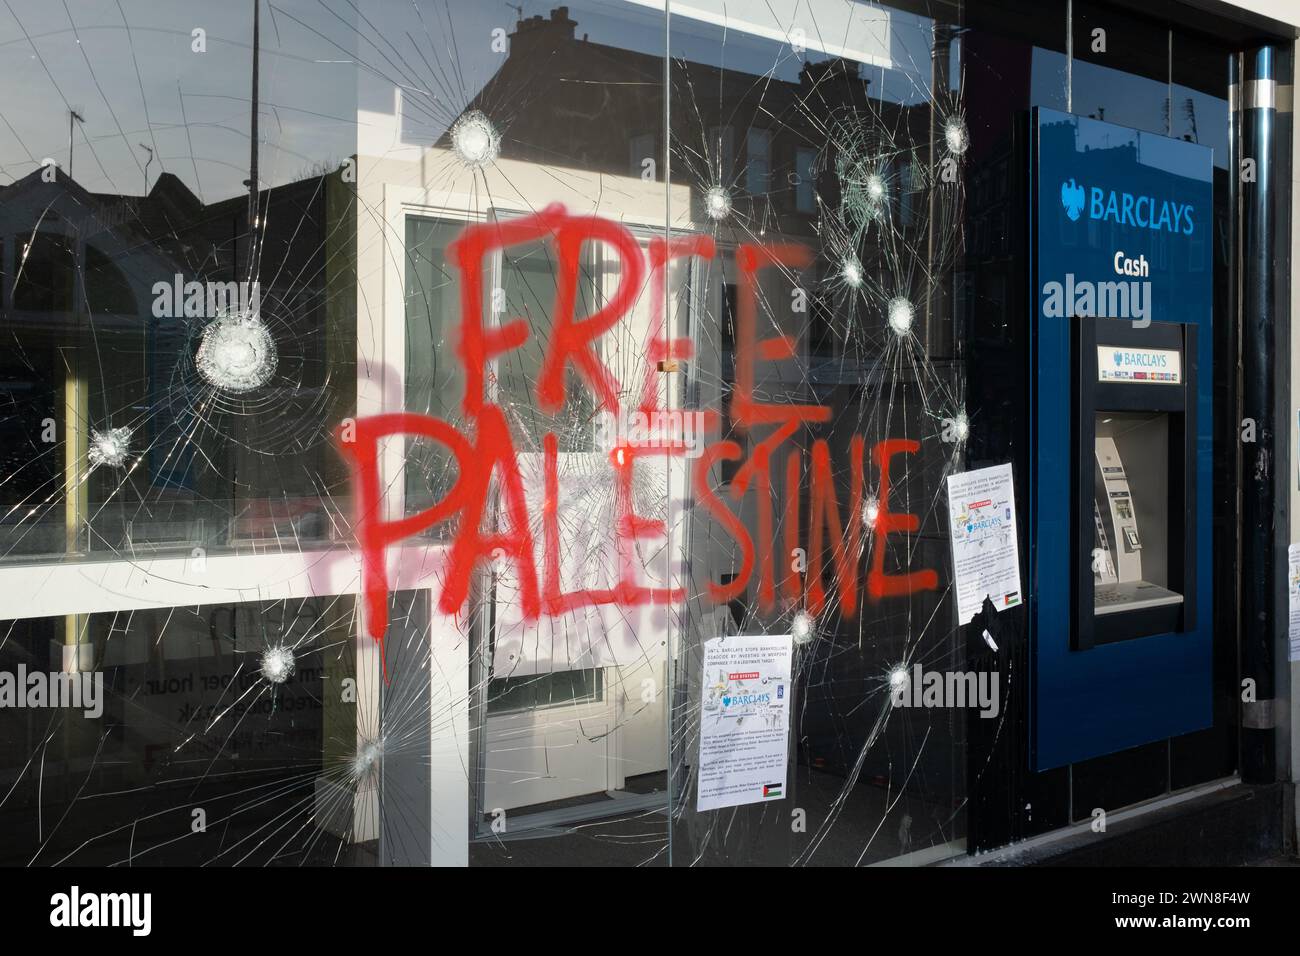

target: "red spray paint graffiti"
[336,207,938,674]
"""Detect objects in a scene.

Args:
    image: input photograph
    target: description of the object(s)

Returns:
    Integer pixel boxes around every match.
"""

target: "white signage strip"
[1097,345,1182,384]
[624,0,894,69]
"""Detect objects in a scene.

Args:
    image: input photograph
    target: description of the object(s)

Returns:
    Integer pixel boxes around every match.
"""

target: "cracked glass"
[0,0,1242,868]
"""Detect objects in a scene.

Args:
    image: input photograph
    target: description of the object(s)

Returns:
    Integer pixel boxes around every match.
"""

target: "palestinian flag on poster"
[762,783,782,798]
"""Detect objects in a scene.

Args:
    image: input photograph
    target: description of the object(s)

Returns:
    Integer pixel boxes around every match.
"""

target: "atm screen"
[1092,412,1183,617]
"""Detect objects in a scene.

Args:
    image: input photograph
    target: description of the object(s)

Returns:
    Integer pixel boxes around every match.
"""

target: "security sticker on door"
[696,635,794,812]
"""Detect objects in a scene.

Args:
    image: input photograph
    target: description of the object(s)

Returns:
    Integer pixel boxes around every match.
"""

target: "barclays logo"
[1061,178,1086,221]
[1059,177,1193,235]
[1112,349,1167,368]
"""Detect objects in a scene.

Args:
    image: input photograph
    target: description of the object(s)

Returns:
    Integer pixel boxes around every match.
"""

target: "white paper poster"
[1288,543,1300,662]
[946,463,1023,626]
[696,634,793,812]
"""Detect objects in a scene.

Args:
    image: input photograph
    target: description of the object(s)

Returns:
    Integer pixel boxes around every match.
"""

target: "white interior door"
[481,231,674,814]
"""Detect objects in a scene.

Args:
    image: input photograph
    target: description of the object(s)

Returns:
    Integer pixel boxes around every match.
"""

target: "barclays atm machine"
[1030,109,1214,770]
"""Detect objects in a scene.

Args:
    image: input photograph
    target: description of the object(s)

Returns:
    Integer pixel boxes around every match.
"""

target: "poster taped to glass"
[696,635,794,812]
[946,463,1024,625]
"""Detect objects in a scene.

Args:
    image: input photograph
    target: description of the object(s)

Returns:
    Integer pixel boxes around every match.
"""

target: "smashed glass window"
[0,0,1246,868]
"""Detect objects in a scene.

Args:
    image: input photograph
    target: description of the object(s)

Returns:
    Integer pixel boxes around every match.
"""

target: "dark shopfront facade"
[0,0,1295,868]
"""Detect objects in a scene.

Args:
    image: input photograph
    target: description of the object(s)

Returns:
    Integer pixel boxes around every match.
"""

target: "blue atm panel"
[1031,109,1214,771]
